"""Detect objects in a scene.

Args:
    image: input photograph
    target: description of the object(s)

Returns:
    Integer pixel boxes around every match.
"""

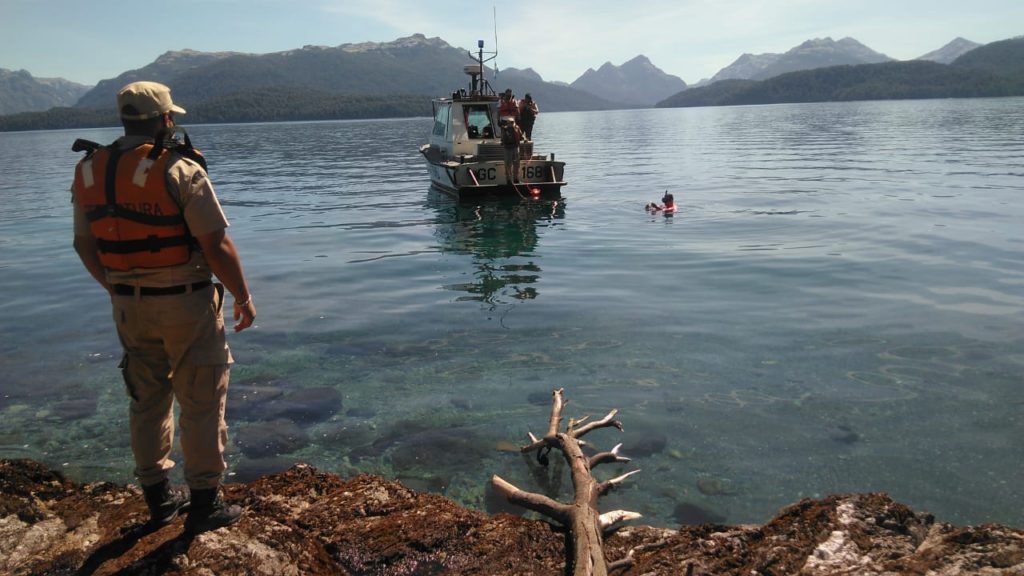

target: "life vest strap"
[104,146,123,209]
[96,234,192,255]
[84,204,186,226]
[150,126,208,171]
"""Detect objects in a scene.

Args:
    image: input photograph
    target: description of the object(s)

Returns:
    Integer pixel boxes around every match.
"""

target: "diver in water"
[645,191,676,213]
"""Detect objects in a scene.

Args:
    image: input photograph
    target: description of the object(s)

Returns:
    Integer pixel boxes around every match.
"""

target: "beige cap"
[117,81,186,120]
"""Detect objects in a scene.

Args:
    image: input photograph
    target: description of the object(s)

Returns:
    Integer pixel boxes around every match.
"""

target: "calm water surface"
[1,99,1022,528]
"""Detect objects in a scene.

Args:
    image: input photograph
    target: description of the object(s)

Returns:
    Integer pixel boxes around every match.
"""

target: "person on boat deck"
[646,191,676,213]
[518,93,539,141]
[499,88,519,123]
[500,119,524,183]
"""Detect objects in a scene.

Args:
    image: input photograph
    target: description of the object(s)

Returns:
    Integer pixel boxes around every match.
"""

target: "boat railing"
[474,141,534,161]
[450,90,499,102]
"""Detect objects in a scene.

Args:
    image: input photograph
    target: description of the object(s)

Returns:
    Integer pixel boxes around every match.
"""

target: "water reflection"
[427,190,565,306]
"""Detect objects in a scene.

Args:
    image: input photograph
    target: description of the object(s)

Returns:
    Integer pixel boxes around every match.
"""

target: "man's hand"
[233,297,255,332]
[195,228,255,332]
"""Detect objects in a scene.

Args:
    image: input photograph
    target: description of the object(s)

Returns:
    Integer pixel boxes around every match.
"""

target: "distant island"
[2,35,1022,132]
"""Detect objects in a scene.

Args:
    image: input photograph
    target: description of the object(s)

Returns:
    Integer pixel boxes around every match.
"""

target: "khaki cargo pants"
[112,283,233,490]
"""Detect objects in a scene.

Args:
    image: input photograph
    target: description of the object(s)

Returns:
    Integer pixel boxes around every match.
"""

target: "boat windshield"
[464,105,495,140]
[432,102,450,137]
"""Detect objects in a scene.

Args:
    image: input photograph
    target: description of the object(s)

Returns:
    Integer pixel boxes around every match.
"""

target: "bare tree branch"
[546,387,565,437]
[490,474,570,523]
[599,470,642,496]
[589,443,631,469]
[490,389,641,576]
[599,510,643,530]
[571,409,623,439]
[607,549,635,574]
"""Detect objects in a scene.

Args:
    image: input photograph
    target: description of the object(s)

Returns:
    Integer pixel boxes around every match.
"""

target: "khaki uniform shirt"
[72,135,229,287]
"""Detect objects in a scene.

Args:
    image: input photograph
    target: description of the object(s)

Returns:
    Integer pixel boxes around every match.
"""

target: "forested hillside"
[659,38,1024,108]
[0,69,91,115]
[2,34,615,131]
[5,36,1023,130]
[0,90,429,131]
[951,36,1024,78]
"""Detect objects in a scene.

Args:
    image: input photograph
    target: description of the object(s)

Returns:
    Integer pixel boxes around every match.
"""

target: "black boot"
[184,487,242,534]
[142,478,190,526]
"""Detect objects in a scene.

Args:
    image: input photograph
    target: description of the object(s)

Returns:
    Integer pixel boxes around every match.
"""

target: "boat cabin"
[419,42,564,198]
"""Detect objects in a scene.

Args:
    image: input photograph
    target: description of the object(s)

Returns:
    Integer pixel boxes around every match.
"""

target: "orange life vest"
[499,98,518,118]
[73,143,193,271]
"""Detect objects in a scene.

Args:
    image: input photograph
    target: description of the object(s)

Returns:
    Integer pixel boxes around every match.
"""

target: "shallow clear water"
[1,99,1022,528]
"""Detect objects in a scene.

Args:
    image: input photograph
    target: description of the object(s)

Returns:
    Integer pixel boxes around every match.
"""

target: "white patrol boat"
[419,40,566,199]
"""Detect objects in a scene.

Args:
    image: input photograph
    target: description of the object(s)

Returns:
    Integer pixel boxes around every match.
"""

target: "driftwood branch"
[607,549,635,575]
[588,443,630,469]
[490,474,571,523]
[490,388,641,576]
[599,509,644,531]
[599,469,642,496]
[571,409,623,438]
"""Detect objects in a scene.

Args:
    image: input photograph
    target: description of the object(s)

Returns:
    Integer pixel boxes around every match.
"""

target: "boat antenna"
[468,38,497,96]
[492,6,500,79]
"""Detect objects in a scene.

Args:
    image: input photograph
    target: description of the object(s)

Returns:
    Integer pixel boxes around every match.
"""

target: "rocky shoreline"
[2,458,1022,575]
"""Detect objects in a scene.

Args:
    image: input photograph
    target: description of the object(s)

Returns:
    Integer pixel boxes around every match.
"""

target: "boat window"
[464,105,493,140]
[432,103,449,137]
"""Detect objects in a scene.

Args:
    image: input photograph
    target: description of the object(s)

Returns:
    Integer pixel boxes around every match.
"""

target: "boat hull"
[421,145,566,199]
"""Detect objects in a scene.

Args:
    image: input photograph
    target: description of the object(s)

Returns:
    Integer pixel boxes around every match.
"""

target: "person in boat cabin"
[500,118,524,183]
[518,93,539,141]
[499,88,519,123]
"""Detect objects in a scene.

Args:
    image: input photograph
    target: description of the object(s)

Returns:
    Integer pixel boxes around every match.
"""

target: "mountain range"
[0,68,91,115]
[72,34,618,116]
[699,37,893,86]
[658,37,1024,108]
[915,37,982,64]
[0,34,1020,130]
[570,55,687,107]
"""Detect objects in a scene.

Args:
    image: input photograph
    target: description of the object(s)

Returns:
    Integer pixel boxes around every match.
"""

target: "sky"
[2,0,1022,87]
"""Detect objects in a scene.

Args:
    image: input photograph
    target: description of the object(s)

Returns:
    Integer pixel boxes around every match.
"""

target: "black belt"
[112,280,212,296]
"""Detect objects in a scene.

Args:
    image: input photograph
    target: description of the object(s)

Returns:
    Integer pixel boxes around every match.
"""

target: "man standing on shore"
[71,81,255,533]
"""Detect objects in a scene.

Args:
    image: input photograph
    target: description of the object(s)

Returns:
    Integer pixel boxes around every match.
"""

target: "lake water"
[1,99,1022,529]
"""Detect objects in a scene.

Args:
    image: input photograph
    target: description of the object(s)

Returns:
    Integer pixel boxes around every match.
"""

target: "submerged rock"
[2,458,1023,575]
[226,383,285,421]
[828,423,862,445]
[527,391,552,406]
[387,428,491,471]
[623,433,668,458]
[394,474,448,495]
[344,406,376,418]
[673,501,727,525]
[229,456,298,484]
[229,385,343,424]
[234,419,310,459]
[257,386,343,423]
[50,398,98,422]
[695,476,735,497]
